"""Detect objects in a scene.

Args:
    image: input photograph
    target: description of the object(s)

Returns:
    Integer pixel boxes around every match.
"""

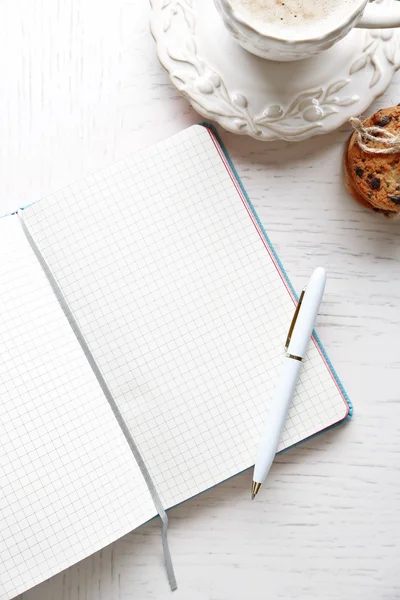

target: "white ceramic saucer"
[150,0,400,142]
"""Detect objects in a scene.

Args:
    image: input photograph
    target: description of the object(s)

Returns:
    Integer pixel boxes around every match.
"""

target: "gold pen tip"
[251,481,262,500]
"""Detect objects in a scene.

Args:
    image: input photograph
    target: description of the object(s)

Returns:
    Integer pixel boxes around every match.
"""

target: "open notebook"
[0,124,350,599]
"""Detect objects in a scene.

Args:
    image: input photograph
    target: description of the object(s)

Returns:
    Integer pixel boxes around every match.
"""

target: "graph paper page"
[0,217,155,600]
[24,125,348,509]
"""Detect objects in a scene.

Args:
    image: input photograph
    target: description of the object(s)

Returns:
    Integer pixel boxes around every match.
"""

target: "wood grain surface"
[1,1,399,599]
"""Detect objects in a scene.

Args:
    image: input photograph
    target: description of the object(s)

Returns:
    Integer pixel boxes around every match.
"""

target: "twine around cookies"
[349,116,400,154]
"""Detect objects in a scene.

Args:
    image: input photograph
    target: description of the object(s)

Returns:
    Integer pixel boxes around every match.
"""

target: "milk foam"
[230,0,360,36]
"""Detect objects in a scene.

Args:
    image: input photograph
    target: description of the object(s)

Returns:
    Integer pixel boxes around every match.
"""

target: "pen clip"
[285,288,306,350]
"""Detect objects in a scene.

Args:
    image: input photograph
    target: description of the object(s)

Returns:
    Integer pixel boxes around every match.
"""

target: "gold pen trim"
[286,353,303,362]
[285,288,306,350]
[251,481,262,500]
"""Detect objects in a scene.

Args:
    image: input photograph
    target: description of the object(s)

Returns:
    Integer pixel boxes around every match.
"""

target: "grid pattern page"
[0,217,155,600]
[23,125,347,509]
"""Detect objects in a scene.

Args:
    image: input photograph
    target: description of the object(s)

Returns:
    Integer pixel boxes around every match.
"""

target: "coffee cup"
[213,0,400,61]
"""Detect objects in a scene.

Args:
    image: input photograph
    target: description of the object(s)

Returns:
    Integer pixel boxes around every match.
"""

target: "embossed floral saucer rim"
[150,0,400,142]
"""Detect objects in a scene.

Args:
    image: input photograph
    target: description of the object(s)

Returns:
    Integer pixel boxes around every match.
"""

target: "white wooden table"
[2,1,400,599]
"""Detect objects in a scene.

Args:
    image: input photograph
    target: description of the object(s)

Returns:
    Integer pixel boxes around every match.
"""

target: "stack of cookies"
[344,106,400,218]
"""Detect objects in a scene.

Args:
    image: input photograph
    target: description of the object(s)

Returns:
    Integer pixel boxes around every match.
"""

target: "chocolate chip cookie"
[345,106,400,217]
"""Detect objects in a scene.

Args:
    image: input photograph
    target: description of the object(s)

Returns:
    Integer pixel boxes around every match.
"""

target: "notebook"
[0,124,351,600]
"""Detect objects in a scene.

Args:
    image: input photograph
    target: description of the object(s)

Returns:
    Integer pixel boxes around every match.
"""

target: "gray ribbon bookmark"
[19,212,177,592]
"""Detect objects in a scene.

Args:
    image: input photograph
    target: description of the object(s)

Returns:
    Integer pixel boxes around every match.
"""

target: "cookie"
[344,106,400,218]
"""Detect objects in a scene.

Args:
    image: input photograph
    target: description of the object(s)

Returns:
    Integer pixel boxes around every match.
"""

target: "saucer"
[150,0,400,142]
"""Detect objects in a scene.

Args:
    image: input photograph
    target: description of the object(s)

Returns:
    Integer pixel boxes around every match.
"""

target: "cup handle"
[356,0,400,28]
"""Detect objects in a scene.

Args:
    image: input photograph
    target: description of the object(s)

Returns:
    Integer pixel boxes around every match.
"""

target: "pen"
[251,267,327,499]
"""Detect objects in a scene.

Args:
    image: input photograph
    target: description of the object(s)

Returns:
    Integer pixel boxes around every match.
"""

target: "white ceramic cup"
[213,0,400,61]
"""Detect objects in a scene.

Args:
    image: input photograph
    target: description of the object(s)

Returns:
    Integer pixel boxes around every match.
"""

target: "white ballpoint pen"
[251,267,327,499]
